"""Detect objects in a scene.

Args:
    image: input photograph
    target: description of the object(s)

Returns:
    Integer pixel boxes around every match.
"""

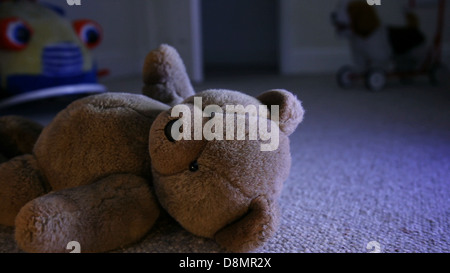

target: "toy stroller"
[335,0,448,91]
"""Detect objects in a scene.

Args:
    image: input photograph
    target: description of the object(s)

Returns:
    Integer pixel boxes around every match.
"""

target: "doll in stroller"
[331,0,448,91]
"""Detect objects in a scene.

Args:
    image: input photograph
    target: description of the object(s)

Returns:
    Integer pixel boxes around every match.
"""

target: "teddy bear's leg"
[0,116,43,163]
[142,44,195,106]
[15,174,160,253]
[0,154,50,226]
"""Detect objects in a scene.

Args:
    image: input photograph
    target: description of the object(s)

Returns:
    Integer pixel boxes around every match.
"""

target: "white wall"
[43,0,203,82]
[280,0,450,75]
[279,0,348,75]
[149,0,203,82]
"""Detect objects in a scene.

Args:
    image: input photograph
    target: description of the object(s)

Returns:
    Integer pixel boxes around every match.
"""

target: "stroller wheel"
[365,69,386,92]
[337,65,357,89]
[429,64,450,86]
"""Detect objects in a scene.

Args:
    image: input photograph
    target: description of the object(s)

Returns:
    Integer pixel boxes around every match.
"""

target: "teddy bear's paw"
[142,44,195,106]
[14,194,82,253]
[0,154,49,226]
[215,196,280,253]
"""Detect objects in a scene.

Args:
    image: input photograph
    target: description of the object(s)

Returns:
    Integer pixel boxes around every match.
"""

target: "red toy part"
[73,19,103,49]
[0,17,33,51]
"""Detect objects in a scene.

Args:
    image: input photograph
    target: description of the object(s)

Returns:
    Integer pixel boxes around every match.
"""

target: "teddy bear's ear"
[257,89,304,136]
[215,196,280,252]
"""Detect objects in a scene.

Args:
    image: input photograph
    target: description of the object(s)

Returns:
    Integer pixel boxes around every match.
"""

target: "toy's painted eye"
[189,160,199,172]
[0,17,33,51]
[73,19,102,49]
[164,119,177,142]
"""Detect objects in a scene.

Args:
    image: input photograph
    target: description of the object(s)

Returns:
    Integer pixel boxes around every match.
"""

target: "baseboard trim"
[281,44,450,75]
[281,47,351,75]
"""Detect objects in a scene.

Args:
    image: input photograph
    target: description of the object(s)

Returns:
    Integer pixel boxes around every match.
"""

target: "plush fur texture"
[0,116,43,164]
[142,44,195,106]
[331,0,426,73]
[149,88,303,252]
[0,44,304,253]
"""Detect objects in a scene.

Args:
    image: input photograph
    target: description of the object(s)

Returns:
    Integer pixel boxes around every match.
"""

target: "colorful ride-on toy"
[0,0,106,109]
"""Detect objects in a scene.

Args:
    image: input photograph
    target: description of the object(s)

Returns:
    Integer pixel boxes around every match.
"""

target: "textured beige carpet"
[0,74,449,253]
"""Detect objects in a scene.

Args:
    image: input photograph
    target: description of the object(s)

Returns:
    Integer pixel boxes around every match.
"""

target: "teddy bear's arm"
[14,174,160,253]
[142,44,195,106]
[0,116,43,163]
[0,154,49,226]
[214,195,280,252]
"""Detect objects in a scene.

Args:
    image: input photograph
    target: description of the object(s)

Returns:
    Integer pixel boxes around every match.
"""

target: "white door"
[145,0,204,82]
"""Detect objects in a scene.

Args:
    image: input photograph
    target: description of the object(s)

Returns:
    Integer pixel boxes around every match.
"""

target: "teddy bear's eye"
[164,119,177,142]
[189,160,199,172]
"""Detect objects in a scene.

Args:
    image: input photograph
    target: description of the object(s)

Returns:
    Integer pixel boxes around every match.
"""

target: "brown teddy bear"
[0,116,43,165]
[0,44,304,253]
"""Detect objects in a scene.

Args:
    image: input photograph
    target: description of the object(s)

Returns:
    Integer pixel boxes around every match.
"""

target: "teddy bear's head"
[148,88,304,251]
